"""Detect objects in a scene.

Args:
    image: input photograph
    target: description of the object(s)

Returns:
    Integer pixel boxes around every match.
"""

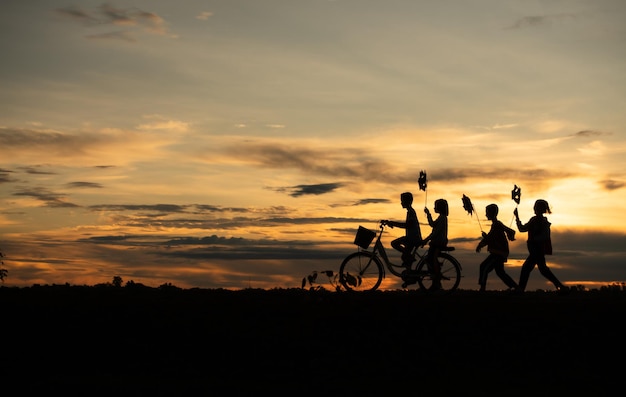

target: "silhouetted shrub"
[112,275,123,288]
[0,247,7,282]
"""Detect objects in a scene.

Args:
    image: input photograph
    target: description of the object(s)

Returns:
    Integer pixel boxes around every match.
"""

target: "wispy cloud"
[273,182,345,197]
[86,30,136,42]
[0,126,180,165]
[0,169,17,184]
[353,198,391,206]
[223,141,406,184]
[13,187,79,208]
[66,182,104,189]
[19,166,56,175]
[55,3,173,41]
[89,204,190,213]
[431,167,573,183]
[137,117,190,133]
[492,123,519,130]
[195,11,214,21]
[577,141,606,157]
[55,5,99,24]
[1,127,84,148]
[600,179,625,191]
[194,205,250,213]
[574,130,611,138]
[101,3,168,34]
[505,13,578,29]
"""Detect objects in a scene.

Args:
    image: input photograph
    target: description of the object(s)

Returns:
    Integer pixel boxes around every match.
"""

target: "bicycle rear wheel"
[415,252,461,292]
[339,252,384,291]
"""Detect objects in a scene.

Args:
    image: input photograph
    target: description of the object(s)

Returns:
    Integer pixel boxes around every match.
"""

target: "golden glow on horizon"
[1,1,625,290]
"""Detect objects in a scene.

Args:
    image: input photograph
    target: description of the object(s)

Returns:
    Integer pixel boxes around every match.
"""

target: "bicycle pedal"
[401,273,418,282]
[401,279,417,288]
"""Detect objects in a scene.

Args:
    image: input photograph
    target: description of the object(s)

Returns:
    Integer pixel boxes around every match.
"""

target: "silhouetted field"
[2,285,625,396]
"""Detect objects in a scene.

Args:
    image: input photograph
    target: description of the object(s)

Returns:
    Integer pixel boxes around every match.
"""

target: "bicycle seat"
[443,246,455,252]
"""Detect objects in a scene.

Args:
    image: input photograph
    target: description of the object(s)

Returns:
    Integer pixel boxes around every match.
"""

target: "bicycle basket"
[354,226,376,249]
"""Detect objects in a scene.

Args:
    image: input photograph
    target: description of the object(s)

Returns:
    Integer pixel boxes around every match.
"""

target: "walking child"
[476,204,519,292]
[514,199,567,292]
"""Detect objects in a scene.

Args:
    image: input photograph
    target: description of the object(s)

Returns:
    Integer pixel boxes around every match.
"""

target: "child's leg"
[429,246,442,289]
[427,247,440,268]
[391,236,413,266]
[478,255,495,291]
[536,257,565,289]
[391,236,405,253]
[494,259,518,289]
[517,256,536,292]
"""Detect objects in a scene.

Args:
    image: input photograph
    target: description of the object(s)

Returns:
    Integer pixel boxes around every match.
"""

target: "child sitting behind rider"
[423,198,449,290]
[381,192,423,270]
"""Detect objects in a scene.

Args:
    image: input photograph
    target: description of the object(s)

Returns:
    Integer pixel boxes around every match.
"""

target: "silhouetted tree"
[158,282,181,291]
[0,248,7,282]
[124,280,147,289]
[112,275,123,288]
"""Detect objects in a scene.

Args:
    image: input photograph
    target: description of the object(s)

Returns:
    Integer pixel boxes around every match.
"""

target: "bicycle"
[339,221,462,292]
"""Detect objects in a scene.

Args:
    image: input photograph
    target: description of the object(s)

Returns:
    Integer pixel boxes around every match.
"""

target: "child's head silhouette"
[486,203,498,219]
[534,199,551,214]
[434,198,449,216]
[400,192,413,206]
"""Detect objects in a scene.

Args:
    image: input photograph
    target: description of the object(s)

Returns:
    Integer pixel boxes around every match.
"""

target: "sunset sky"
[1,0,625,291]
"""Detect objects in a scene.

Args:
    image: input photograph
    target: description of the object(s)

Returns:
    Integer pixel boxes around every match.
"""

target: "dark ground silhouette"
[2,285,625,396]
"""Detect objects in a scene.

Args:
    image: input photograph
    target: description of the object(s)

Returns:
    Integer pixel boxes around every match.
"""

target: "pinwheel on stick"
[511,184,521,205]
[462,194,483,232]
[510,184,521,227]
[418,170,428,207]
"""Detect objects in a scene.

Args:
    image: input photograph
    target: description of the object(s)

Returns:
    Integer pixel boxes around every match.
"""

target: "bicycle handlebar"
[380,220,392,229]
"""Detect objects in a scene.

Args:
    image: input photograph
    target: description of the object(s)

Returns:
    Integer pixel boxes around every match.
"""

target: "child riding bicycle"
[381,192,423,270]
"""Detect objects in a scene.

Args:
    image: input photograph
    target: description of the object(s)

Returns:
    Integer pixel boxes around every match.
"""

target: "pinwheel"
[462,194,482,232]
[511,184,521,205]
[510,184,522,226]
[462,194,473,215]
[418,170,428,206]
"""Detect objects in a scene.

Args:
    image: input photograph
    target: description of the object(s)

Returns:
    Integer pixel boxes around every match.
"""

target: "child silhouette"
[424,198,448,291]
[514,199,567,293]
[476,204,519,292]
[382,192,423,269]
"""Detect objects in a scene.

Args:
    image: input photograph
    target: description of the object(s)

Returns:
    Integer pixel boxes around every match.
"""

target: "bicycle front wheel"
[339,251,384,291]
[415,252,462,292]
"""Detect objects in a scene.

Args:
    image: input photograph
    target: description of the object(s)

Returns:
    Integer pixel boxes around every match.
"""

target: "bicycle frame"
[340,222,463,292]
[367,224,427,278]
